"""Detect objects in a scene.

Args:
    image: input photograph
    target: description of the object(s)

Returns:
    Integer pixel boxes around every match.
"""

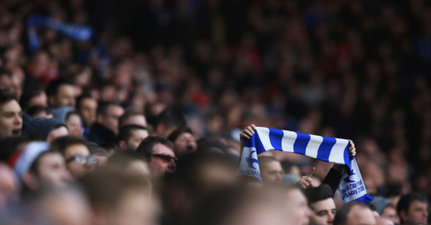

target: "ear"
[400,210,408,222]
[118,140,127,150]
[22,172,39,190]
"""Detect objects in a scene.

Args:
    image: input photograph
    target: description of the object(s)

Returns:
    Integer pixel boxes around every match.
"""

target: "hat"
[8,141,50,182]
[51,106,74,123]
[23,112,66,140]
[372,196,392,214]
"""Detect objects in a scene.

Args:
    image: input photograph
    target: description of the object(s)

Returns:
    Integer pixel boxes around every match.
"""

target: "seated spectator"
[46,79,76,108]
[118,109,147,128]
[26,106,53,119]
[7,141,71,191]
[76,94,97,130]
[79,169,155,225]
[0,88,22,140]
[396,193,429,225]
[87,143,109,166]
[136,136,177,177]
[117,125,149,151]
[50,136,96,179]
[333,202,376,225]
[304,184,336,225]
[167,126,197,158]
[19,88,48,111]
[88,102,124,144]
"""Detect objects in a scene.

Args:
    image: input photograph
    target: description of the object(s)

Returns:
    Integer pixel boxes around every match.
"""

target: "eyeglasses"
[150,154,178,163]
[66,155,98,165]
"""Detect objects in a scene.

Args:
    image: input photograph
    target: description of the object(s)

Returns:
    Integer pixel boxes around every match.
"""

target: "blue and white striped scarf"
[239,127,373,204]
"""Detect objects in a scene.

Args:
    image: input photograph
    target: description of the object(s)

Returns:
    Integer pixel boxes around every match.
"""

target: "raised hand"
[298,167,315,189]
[348,140,356,157]
[240,124,257,141]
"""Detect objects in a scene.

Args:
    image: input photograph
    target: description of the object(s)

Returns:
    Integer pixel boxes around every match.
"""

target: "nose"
[276,173,283,181]
[328,212,335,222]
[14,114,22,125]
[169,159,177,168]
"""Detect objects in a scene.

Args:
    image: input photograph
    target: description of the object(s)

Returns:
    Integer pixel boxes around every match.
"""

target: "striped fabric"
[239,127,373,204]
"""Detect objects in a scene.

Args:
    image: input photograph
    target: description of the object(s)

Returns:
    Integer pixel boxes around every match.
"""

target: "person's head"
[396,193,429,225]
[51,136,95,179]
[25,150,72,189]
[304,184,336,225]
[154,109,186,138]
[333,202,377,225]
[87,143,109,166]
[79,169,155,225]
[46,124,69,143]
[99,143,122,156]
[167,127,197,158]
[97,102,124,134]
[118,110,147,128]
[0,67,13,89]
[46,79,76,107]
[65,111,82,132]
[76,94,97,128]
[118,125,149,151]
[373,196,398,223]
[26,106,53,119]
[19,88,48,111]
[106,151,150,176]
[136,136,176,176]
[259,156,284,184]
[7,141,70,190]
[0,88,22,140]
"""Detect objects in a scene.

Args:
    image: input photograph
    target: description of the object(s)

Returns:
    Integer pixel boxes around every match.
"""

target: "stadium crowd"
[0,0,430,224]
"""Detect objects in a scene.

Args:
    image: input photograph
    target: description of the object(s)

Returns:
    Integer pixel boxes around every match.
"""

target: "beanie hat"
[51,106,74,123]
[372,196,392,214]
[23,112,66,140]
[8,141,50,182]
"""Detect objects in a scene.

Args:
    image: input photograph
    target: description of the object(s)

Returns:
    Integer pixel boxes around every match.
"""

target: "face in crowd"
[309,197,337,225]
[27,151,72,189]
[400,200,428,225]
[148,143,177,177]
[49,83,76,108]
[77,97,97,127]
[63,143,96,178]
[259,157,284,184]
[0,98,22,140]
[172,131,197,158]
[98,104,124,134]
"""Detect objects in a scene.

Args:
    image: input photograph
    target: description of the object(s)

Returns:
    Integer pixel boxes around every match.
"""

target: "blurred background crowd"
[0,0,430,224]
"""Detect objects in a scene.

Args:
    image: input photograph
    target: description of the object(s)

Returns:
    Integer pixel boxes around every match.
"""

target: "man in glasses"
[136,136,177,177]
[51,136,96,179]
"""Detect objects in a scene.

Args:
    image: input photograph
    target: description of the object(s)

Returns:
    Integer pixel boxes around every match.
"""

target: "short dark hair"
[333,202,369,225]
[118,110,145,129]
[76,94,94,110]
[118,125,147,143]
[19,88,44,110]
[45,78,74,98]
[88,143,109,157]
[167,126,193,143]
[50,136,88,156]
[154,109,186,130]
[304,184,333,206]
[97,101,122,115]
[65,111,80,122]
[136,136,174,159]
[0,88,18,105]
[26,106,52,118]
[396,193,428,224]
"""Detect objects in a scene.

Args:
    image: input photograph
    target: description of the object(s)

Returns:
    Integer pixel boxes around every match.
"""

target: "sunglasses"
[150,154,178,163]
[66,155,98,165]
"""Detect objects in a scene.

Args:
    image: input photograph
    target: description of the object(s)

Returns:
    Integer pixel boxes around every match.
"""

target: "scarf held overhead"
[239,127,373,204]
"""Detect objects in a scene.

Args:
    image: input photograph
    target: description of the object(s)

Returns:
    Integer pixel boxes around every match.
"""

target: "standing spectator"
[46,79,76,108]
[167,127,197,158]
[304,184,336,225]
[136,136,177,177]
[258,157,284,184]
[396,193,429,225]
[88,102,124,144]
[0,89,22,140]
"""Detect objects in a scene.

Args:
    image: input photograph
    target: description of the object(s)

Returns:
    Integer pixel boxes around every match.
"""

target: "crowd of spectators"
[0,0,430,224]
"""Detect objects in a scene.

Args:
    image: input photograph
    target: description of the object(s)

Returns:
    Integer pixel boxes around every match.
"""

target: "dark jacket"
[87,123,116,144]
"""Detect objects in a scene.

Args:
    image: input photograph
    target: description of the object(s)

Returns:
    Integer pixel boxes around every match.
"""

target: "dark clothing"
[87,123,116,144]
[322,168,343,195]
